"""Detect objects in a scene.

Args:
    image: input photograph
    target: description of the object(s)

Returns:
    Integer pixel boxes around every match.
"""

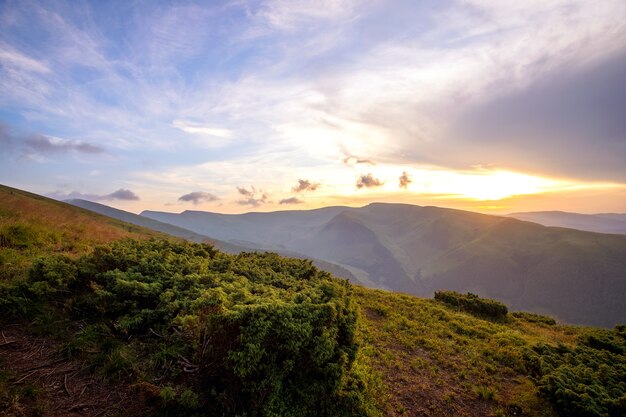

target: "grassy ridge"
[0,184,166,280]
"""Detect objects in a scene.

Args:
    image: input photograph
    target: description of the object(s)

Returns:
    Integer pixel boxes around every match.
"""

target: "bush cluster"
[434,290,508,321]
[5,239,372,416]
[511,311,556,326]
[525,327,626,417]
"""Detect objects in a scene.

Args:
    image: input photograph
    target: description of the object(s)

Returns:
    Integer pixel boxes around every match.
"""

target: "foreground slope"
[1,185,624,417]
[0,184,168,281]
[507,211,626,235]
[142,203,626,327]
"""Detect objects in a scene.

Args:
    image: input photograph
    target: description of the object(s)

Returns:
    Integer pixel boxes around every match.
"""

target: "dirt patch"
[0,325,156,417]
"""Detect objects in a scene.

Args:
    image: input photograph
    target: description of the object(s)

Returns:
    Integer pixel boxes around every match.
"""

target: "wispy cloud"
[24,134,104,155]
[48,188,139,202]
[0,42,49,73]
[1,0,625,213]
[172,120,232,138]
[0,124,104,158]
[343,155,375,166]
[178,191,219,205]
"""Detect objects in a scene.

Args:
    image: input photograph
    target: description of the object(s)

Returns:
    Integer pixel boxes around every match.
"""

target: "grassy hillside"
[142,203,626,327]
[0,184,168,282]
[1,185,625,417]
[65,199,248,254]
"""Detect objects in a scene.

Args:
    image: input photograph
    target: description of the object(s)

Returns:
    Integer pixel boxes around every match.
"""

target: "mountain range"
[5,183,625,416]
[506,211,626,234]
[140,204,626,327]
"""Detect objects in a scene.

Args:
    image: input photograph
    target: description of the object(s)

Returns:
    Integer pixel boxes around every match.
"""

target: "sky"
[1,0,625,214]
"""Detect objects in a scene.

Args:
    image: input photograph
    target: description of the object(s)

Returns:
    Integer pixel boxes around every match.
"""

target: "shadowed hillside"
[143,203,626,327]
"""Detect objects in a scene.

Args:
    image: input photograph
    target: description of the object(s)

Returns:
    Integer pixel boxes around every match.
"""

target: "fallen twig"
[14,369,38,384]
[22,357,65,372]
[64,373,72,397]
[68,403,98,412]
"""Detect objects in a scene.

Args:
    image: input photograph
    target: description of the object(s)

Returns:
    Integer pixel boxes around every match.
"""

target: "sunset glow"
[1,1,625,214]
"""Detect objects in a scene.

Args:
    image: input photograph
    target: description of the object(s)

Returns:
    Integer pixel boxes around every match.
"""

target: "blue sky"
[1,0,625,214]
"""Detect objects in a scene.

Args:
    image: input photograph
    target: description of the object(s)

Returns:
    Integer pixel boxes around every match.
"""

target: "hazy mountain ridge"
[142,203,626,327]
[507,210,626,234]
[66,199,359,282]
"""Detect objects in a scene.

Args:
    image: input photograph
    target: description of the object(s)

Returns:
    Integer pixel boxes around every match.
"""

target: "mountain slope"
[142,203,626,327]
[65,199,246,254]
[507,211,626,234]
[1,184,624,417]
[65,199,358,282]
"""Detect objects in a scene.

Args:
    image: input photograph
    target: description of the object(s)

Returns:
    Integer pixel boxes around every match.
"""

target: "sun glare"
[453,171,560,201]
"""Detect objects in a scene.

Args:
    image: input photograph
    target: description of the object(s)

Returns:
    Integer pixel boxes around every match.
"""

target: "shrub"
[8,239,371,417]
[524,328,626,417]
[434,291,508,321]
[511,312,556,326]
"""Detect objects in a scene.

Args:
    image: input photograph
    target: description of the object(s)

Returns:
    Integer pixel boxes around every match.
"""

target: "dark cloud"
[237,186,254,197]
[356,173,384,189]
[343,155,375,166]
[292,179,320,192]
[399,171,412,189]
[107,189,139,200]
[279,197,304,205]
[24,134,105,155]
[48,188,140,202]
[0,123,105,158]
[236,186,270,207]
[178,191,219,205]
[446,48,626,181]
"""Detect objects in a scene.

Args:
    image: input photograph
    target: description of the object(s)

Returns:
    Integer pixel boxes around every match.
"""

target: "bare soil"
[0,325,157,417]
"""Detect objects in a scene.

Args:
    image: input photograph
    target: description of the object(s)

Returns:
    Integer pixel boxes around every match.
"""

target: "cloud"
[107,189,140,200]
[257,0,358,31]
[172,120,232,138]
[279,197,304,205]
[0,43,50,73]
[236,186,271,207]
[178,191,219,204]
[399,171,412,189]
[343,155,375,166]
[0,124,104,157]
[48,188,140,202]
[447,47,626,181]
[23,134,105,155]
[292,179,320,192]
[356,173,384,189]
[237,186,255,197]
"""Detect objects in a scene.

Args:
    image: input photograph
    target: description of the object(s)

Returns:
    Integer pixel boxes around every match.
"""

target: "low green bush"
[5,238,373,417]
[511,311,556,326]
[434,291,508,321]
[524,327,626,417]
